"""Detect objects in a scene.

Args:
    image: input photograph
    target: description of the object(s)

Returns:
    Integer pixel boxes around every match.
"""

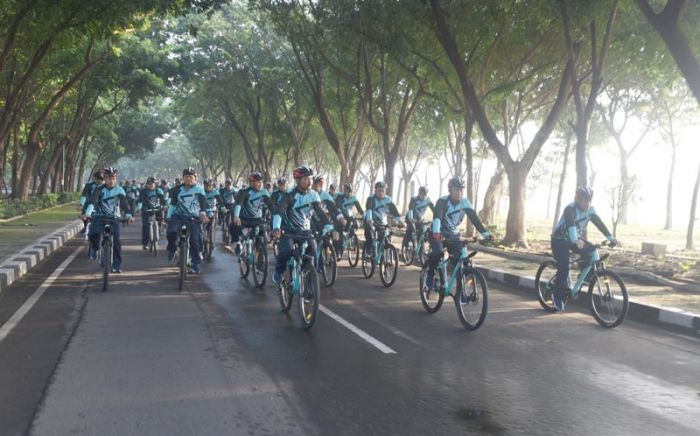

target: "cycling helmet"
[329,183,336,190]
[374,181,387,189]
[448,177,466,189]
[146,176,156,184]
[93,170,104,179]
[225,178,233,184]
[248,171,263,182]
[343,182,353,192]
[313,175,325,184]
[103,167,118,177]
[182,167,197,176]
[276,176,288,185]
[293,166,314,179]
[204,178,216,186]
[576,186,593,200]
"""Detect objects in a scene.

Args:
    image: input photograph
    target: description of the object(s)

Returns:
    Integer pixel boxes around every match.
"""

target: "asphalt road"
[0,221,698,436]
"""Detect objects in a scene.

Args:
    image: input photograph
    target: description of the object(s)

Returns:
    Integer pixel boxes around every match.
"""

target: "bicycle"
[175,217,201,291]
[276,233,321,330]
[418,237,488,330]
[238,224,268,288]
[221,208,232,245]
[362,223,399,288]
[401,221,430,266]
[315,232,337,287]
[144,209,160,257]
[202,213,216,261]
[97,217,128,293]
[339,218,360,267]
[535,240,628,328]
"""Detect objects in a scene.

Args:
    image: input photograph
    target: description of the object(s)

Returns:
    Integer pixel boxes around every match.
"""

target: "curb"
[0,219,83,294]
[474,266,700,339]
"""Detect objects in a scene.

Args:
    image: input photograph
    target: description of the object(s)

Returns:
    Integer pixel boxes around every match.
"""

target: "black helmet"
[343,182,353,192]
[375,181,387,189]
[576,186,593,200]
[329,183,336,190]
[225,178,233,184]
[418,186,428,194]
[248,171,263,182]
[146,176,156,184]
[276,176,288,185]
[293,166,314,179]
[204,178,215,186]
[103,167,118,176]
[448,177,465,189]
[182,167,197,176]
[93,170,104,179]
[313,175,325,184]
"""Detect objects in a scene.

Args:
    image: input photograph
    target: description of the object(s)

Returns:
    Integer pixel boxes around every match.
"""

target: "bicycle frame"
[568,248,607,298]
[287,239,312,294]
[411,223,429,258]
[241,225,265,264]
[436,244,477,296]
[371,226,391,263]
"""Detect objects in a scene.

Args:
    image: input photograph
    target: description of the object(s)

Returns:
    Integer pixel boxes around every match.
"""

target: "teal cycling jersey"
[314,189,342,221]
[167,184,207,218]
[80,180,103,212]
[431,196,489,237]
[364,195,401,226]
[335,194,364,218]
[552,203,613,242]
[272,187,333,234]
[233,187,274,220]
[84,185,132,218]
[406,196,434,221]
[221,187,238,207]
[137,187,166,212]
[204,188,223,213]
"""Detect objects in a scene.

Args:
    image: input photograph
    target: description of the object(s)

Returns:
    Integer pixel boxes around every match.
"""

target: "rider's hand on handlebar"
[200,212,209,224]
[127,216,135,225]
[433,232,443,241]
[575,239,585,250]
[332,230,340,241]
[272,229,281,240]
[233,217,241,226]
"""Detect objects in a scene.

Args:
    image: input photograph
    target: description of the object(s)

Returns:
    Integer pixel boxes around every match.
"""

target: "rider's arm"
[158,189,167,208]
[79,183,90,206]
[590,211,615,242]
[196,191,208,216]
[119,193,133,219]
[311,201,334,233]
[431,198,447,234]
[364,197,373,223]
[323,197,343,221]
[354,199,364,215]
[272,191,290,231]
[562,206,578,242]
[465,207,490,238]
[406,198,416,221]
[136,189,146,213]
[427,200,436,216]
[262,193,278,216]
[388,201,401,219]
[233,189,248,218]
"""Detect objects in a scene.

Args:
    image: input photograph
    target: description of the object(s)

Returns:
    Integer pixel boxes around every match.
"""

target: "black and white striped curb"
[475,266,700,339]
[0,220,82,293]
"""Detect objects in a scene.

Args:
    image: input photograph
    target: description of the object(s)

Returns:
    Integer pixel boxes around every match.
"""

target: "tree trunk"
[503,164,528,247]
[664,144,676,230]
[478,164,505,223]
[553,135,572,229]
[687,161,700,250]
[618,153,630,224]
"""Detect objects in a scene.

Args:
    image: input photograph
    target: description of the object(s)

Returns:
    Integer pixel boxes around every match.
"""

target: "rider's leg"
[141,211,151,247]
[551,238,571,300]
[87,218,102,258]
[189,221,203,265]
[112,222,122,269]
[274,235,294,277]
[363,222,374,255]
[425,234,444,289]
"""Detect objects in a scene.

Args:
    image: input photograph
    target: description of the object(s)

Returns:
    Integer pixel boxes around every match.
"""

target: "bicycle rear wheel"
[102,239,112,292]
[535,261,558,312]
[299,263,320,330]
[454,268,488,330]
[419,264,444,313]
[252,240,268,288]
[380,245,398,287]
[589,270,628,328]
[321,241,337,287]
[279,267,294,313]
[347,233,359,267]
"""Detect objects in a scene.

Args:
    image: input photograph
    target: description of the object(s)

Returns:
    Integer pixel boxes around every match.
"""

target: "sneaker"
[234,243,241,256]
[89,247,98,260]
[143,244,148,251]
[460,290,469,304]
[190,263,201,274]
[552,291,565,311]
[79,227,87,235]
[111,265,122,273]
[272,270,282,285]
[167,250,176,262]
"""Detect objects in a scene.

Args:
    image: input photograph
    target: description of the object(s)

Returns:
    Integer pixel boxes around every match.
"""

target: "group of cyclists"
[78,163,620,315]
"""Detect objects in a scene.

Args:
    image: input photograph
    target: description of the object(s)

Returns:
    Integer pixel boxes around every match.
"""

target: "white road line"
[319,305,397,354]
[0,247,82,343]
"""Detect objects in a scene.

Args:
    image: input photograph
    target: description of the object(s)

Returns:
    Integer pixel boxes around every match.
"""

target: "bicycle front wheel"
[347,233,360,268]
[380,245,398,288]
[299,263,320,330]
[401,237,414,266]
[361,243,375,278]
[454,268,488,330]
[279,267,294,313]
[239,243,250,279]
[252,241,268,288]
[178,239,188,291]
[102,239,112,292]
[535,261,558,312]
[419,264,444,313]
[589,270,628,328]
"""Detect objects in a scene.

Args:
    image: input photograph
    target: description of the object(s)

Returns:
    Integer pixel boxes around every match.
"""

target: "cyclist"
[328,183,338,199]
[425,177,493,292]
[78,170,104,234]
[405,186,435,248]
[82,167,134,273]
[204,178,224,235]
[271,176,288,205]
[124,180,139,215]
[551,187,619,311]
[136,176,167,250]
[334,183,364,256]
[312,175,345,226]
[166,167,209,274]
[363,181,402,256]
[271,166,338,285]
[220,178,238,242]
[231,172,276,255]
